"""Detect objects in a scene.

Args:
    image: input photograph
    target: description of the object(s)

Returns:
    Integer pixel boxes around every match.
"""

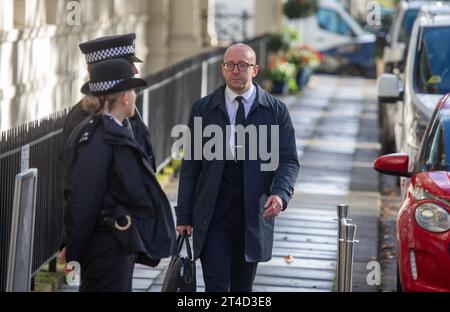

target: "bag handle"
[177,231,194,261]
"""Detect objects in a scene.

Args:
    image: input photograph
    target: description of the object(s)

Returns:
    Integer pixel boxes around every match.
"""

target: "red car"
[374,95,450,292]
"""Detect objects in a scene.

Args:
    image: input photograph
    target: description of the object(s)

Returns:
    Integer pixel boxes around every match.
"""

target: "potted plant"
[298,46,322,87]
[285,48,304,90]
[283,0,318,20]
[267,33,290,52]
[267,26,300,53]
[266,56,297,94]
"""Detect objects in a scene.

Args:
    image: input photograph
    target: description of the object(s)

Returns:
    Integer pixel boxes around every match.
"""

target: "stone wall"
[0,0,280,130]
[0,0,209,130]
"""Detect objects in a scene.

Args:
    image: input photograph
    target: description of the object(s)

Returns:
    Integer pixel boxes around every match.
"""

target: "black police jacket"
[60,100,157,253]
[62,100,156,170]
[64,114,176,266]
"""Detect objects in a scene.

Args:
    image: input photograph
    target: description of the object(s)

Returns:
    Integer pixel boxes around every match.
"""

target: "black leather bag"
[161,232,196,292]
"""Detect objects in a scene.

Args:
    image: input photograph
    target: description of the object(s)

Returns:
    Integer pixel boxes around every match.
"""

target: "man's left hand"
[59,247,66,264]
[263,195,283,218]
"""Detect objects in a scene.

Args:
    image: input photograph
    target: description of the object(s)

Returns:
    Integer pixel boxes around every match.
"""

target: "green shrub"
[283,0,318,19]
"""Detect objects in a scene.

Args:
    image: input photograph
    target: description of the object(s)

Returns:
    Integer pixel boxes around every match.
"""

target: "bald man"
[175,43,299,292]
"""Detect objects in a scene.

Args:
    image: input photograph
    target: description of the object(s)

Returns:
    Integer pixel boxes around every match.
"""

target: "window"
[422,117,450,172]
[317,8,352,36]
[414,26,450,95]
[425,124,446,170]
[398,9,419,44]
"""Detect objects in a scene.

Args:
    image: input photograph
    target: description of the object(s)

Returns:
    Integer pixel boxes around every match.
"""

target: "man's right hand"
[177,225,192,236]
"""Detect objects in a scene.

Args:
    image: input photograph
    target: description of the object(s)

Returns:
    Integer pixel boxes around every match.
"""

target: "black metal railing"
[0,35,268,291]
[0,112,67,292]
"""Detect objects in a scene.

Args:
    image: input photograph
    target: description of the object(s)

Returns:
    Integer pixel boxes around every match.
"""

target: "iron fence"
[0,112,66,292]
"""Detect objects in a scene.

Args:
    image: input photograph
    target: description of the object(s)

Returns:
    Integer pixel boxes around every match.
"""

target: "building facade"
[0,0,283,131]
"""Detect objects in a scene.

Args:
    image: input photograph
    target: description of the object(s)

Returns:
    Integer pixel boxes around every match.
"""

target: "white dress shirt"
[224,84,256,158]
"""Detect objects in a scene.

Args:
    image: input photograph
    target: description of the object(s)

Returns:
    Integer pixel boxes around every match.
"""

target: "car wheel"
[396,261,403,292]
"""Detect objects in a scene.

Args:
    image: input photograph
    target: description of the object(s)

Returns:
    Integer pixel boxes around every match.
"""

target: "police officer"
[64,59,176,292]
[63,33,156,169]
[60,33,156,261]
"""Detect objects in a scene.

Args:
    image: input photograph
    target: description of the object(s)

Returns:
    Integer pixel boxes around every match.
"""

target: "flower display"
[265,31,323,94]
[266,55,297,83]
[297,46,323,69]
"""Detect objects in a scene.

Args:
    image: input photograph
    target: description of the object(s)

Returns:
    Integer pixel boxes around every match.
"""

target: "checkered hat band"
[89,79,124,92]
[85,44,135,63]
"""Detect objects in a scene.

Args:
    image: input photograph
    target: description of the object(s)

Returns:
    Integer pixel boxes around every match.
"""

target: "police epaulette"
[78,118,99,144]
[78,132,90,144]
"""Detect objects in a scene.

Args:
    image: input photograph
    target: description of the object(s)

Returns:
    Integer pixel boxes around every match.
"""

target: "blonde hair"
[81,91,127,115]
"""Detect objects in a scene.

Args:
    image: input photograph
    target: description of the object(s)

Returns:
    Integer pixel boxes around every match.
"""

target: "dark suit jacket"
[176,83,300,262]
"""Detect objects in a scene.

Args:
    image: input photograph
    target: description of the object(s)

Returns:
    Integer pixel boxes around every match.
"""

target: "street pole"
[344,224,357,292]
[336,204,357,292]
[337,204,348,292]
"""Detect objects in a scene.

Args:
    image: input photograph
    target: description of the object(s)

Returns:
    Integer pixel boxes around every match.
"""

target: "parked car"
[374,94,450,292]
[378,4,450,159]
[364,6,396,60]
[287,0,376,78]
[383,1,424,74]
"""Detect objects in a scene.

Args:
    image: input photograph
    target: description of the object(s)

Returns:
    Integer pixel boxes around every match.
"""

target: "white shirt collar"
[225,84,255,105]
[105,113,124,127]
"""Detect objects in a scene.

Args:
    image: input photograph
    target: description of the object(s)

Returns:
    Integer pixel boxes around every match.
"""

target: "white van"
[383,1,423,74]
[287,0,376,77]
[382,1,450,74]
[378,7,450,162]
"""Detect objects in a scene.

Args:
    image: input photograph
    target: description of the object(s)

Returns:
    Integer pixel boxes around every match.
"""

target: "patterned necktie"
[235,96,245,160]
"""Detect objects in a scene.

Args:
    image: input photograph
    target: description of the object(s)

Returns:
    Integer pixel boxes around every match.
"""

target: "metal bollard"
[336,204,347,292]
[336,204,358,292]
[344,224,357,292]
[337,203,348,219]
